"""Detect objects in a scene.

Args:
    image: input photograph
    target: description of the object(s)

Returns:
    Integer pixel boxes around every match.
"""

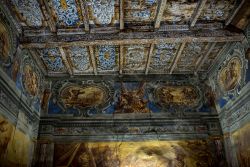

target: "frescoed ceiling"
[4,0,244,77]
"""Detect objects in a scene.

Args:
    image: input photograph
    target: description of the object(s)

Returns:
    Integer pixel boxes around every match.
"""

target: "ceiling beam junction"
[195,42,217,72]
[226,0,245,26]
[145,43,155,74]
[190,0,207,27]
[154,0,167,29]
[29,49,48,75]
[59,47,73,76]
[169,42,186,74]
[89,46,97,75]
[40,0,57,33]
[79,0,90,32]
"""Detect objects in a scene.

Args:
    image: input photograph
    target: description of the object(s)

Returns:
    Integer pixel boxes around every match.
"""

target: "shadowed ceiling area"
[0,0,250,167]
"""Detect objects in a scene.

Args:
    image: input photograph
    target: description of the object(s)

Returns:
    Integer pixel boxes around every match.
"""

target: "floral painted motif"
[68,47,91,71]
[11,0,43,26]
[150,43,179,71]
[90,0,115,25]
[97,46,116,71]
[51,0,81,26]
[39,48,66,72]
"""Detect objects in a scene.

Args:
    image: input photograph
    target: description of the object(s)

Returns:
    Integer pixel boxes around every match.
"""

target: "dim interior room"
[0,0,250,167]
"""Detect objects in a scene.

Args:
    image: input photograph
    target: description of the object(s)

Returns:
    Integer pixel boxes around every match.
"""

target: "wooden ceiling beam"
[20,29,244,48]
[79,0,90,32]
[154,0,167,29]
[59,47,73,76]
[119,45,124,74]
[226,0,245,26]
[145,44,155,75]
[190,0,207,27]
[120,0,124,30]
[169,42,186,74]
[89,46,97,75]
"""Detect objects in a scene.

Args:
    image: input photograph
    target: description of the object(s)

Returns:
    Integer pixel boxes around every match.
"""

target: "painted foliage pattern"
[123,45,149,72]
[150,43,179,72]
[51,0,82,26]
[39,48,66,72]
[96,45,117,71]
[54,140,227,167]
[11,0,43,26]
[88,0,116,25]
[67,46,92,72]
[163,0,198,24]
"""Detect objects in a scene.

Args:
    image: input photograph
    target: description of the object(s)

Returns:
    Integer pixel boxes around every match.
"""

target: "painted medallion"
[60,85,108,109]
[218,57,242,92]
[22,65,39,96]
[155,86,199,107]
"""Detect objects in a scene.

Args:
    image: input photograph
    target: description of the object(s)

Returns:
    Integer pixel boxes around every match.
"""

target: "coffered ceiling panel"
[65,46,93,74]
[37,48,67,73]
[198,0,239,22]
[123,44,150,74]
[49,0,84,27]
[163,0,198,24]
[124,0,158,23]
[149,43,180,74]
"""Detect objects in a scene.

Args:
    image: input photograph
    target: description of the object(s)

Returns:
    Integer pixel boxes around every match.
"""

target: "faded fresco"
[23,64,39,96]
[0,21,11,63]
[60,85,108,109]
[54,139,227,167]
[232,123,250,167]
[0,115,33,167]
[155,86,199,107]
[219,57,242,92]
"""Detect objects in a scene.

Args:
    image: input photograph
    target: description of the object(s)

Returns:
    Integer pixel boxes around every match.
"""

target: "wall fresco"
[163,0,198,24]
[0,21,11,63]
[22,64,39,96]
[54,139,227,167]
[155,85,199,107]
[60,85,109,109]
[218,57,242,92]
[232,123,250,167]
[0,115,33,167]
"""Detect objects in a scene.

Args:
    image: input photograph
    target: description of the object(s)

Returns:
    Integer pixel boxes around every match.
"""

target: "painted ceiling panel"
[87,0,119,26]
[124,0,158,23]
[200,42,226,71]
[149,43,180,74]
[11,0,44,26]
[175,42,210,72]
[95,45,119,73]
[123,45,149,73]
[65,46,93,74]
[50,0,84,27]
[198,0,238,22]
[163,0,198,24]
[38,48,67,73]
